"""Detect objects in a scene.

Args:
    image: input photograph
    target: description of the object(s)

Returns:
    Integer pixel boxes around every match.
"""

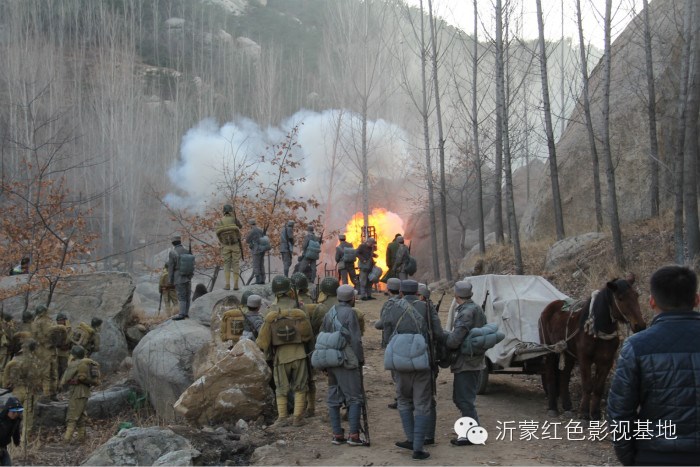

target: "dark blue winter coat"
[607,310,700,466]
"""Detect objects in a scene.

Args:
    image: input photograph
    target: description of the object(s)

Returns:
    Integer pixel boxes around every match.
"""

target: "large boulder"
[34,385,135,427]
[544,232,607,272]
[82,427,195,466]
[0,272,134,374]
[173,339,272,426]
[132,319,211,421]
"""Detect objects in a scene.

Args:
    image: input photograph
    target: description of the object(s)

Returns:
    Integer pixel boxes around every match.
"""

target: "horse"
[539,274,646,420]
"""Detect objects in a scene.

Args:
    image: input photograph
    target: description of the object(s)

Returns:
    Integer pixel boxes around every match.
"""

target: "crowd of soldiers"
[0,305,103,450]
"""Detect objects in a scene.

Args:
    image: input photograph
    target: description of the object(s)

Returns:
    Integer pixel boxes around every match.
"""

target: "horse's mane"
[578,279,631,334]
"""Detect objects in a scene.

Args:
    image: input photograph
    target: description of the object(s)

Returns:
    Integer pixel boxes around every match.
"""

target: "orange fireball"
[343,208,406,275]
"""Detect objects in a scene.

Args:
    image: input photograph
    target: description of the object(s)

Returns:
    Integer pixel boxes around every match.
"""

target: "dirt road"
[258,295,620,466]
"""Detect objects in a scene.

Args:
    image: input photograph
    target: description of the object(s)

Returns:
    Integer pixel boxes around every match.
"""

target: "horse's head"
[607,273,646,333]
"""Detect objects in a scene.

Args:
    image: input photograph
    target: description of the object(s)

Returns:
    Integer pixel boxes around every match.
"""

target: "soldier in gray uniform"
[320,285,365,446]
[375,277,401,409]
[299,226,319,283]
[356,238,377,300]
[168,235,192,320]
[334,234,357,287]
[393,236,410,280]
[280,221,295,277]
[242,294,264,340]
[381,279,434,460]
[246,219,265,285]
[444,280,486,446]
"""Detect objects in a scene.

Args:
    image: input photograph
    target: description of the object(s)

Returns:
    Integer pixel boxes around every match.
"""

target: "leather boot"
[292,392,306,427]
[64,423,75,443]
[271,396,289,427]
[76,425,86,443]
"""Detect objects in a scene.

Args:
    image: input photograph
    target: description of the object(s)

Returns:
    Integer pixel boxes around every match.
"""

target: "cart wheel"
[477,365,489,395]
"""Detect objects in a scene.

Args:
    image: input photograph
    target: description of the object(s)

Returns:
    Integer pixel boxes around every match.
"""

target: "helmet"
[21,310,33,323]
[223,204,233,214]
[91,317,103,328]
[35,305,48,316]
[56,312,67,322]
[4,397,23,413]
[71,345,86,359]
[22,338,37,353]
[240,290,254,307]
[291,272,308,292]
[320,276,340,296]
[271,275,291,295]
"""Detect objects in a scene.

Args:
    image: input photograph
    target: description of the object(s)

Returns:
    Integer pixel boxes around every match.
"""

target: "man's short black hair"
[650,265,698,311]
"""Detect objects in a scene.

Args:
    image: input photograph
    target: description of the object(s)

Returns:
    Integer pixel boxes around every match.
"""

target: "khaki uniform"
[216,214,242,290]
[3,350,41,437]
[54,322,72,380]
[71,323,99,356]
[32,314,58,397]
[61,357,98,442]
[159,269,178,315]
[0,320,16,371]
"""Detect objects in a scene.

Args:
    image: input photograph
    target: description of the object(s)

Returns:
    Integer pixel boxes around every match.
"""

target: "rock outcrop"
[544,233,607,272]
[83,427,196,466]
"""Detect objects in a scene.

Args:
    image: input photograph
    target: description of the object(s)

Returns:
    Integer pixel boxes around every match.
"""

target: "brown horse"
[539,275,646,419]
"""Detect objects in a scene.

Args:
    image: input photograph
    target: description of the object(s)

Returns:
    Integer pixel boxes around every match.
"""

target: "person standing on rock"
[444,280,486,446]
[335,234,358,287]
[374,277,401,410]
[393,236,410,280]
[280,221,295,278]
[216,204,243,291]
[168,234,194,320]
[356,238,377,301]
[257,275,312,428]
[246,220,266,285]
[0,397,23,465]
[61,345,99,443]
[31,305,58,401]
[158,263,178,315]
[320,284,365,446]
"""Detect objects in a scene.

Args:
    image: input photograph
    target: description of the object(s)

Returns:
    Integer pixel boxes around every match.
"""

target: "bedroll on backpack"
[270,316,304,346]
[305,240,321,260]
[217,225,241,246]
[257,235,272,253]
[405,256,417,276]
[221,308,246,342]
[342,247,357,263]
[368,266,382,283]
[71,323,93,348]
[177,253,196,277]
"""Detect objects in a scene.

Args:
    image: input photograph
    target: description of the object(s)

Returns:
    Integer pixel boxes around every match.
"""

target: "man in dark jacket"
[0,397,22,466]
[335,234,357,286]
[168,234,192,320]
[607,265,700,466]
[356,238,377,300]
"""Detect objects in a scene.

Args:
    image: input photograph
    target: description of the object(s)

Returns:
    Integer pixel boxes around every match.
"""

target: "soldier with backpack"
[216,204,243,290]
[53,313,71,381]
[335,234,357,287]
[280,221,295,278]
[256,276,313,428]
[246,220,267,285]
[393,237,410,280]
[168,234,194,320]
[31,305,59,400]
[2,339,41,439]
[299,226,321,283]
[61,345,99,443]
[70,317,101,357]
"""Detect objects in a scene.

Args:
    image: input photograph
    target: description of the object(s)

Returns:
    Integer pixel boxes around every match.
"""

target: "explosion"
[343,208,406,275]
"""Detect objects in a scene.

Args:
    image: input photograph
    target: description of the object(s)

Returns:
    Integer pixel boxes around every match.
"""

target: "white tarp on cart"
[445,274,569,369]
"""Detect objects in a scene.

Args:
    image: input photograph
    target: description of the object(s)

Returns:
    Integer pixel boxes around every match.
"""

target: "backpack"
[177,253,195,277]
[257,235,272,253]
[70,322,94,348]
[311,307,347,369]
[217,225,241,246]
[384,301,430,372]
[405,256,417,276]
[49,325,68,349]
[220,308,246,342]
[342,248,357,263]
[80,359,101,386]
[368,266,382,283]
[305,239,321,260]
[270,311,306,346]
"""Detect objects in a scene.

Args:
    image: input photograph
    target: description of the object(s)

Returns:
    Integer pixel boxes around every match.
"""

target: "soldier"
[31,305,58,400]
[256,276,313,427]
[393,236,410,280]
[0,396,22,466]
[290,272,314,305]
[382,234,402,283]
[3,339,41,439]
[298,226,321,283]
[444,281,486,446]
[374,277,401,409]
[54,312,72,381]
[335,234,358,287]
[381,280,435,460]
[311,277,340,335]
[280,221,295,278]
[290,272,318,417]
[61,345,99,443]
[242,295,264,341]
[168,234,193,320]
[0,314,16,372]
[356,237,377,301]
[18,311,33,335]
[320,284,365,446]
[246,220,266,285]
[216,204,243,290]
[158,263,178,315]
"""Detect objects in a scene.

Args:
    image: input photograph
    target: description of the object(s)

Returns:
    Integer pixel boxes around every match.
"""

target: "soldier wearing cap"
[0,396,23,465]
[320,284,365,446]
[375,277,402,409]
[246,219,266,285]
[356,237,377,300]
[242,295,264,340]
[280,221,295,278]
[3,339,41,439]
[444,280,486,446]
[31,305,59,400]
[335,234,358,287]
[299,225,320,283]
[55,312,72,381]
[392,236,410,280]
[216,204,243,290]
[168,234,193,320]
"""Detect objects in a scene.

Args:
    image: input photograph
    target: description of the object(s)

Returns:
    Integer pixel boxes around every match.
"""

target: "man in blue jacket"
[607,265,700,466]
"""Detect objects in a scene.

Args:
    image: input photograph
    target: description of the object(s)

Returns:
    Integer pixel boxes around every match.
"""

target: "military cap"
[307,225,314,232]
[247,294,262,308]
[339,234,346,241]
[35,304,48,315]
[454,281,473,298]
[337,284,355,302]
[171,234,182,243]
[418,284,431,300]
[249,219,257,225]
[223,204,233,213]
[400,280,418,294]
[397,236,404,243]
[386,278,401,293]
[241,290,254,307]
[287,220,295,227]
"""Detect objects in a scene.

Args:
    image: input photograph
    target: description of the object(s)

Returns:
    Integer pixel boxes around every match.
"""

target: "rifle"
[208,265,220,293]
[158,290,163,315]
[359,368,371,446]
[481,290,490,310]
[435,291,447,313]
[422,298,437,396]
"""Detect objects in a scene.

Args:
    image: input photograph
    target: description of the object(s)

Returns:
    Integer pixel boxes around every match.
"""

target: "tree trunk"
[473,0,486,255]
[601,0,625,268]
[419,0,441,279]
[502,73,524,274]
[642,0,660,217]
[576,0,604,231]
[683,1,700,263]
[494,0,505,244]
[535,0,566,240]
[427,0,452,280]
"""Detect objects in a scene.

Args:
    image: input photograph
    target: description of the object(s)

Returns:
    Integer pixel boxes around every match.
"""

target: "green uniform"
[217,214,243,290]
[32,314,58,396]
[61,357,98,442]
[3,350,41,437]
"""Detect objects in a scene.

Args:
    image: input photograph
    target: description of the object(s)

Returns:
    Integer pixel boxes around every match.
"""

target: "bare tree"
[642,0,660,217]
[683,0,700,264]
[472,0,486,255]
[493,0,506,245]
